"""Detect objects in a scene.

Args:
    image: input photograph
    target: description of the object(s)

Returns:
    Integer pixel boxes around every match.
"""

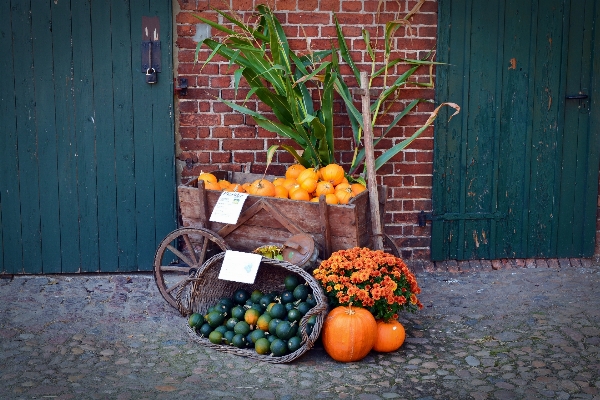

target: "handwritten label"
[209,191,248,224]
[218,250,262,284]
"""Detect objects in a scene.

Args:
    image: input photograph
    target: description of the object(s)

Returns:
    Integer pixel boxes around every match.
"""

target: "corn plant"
[194,5,338,169]
[332,15,459,179]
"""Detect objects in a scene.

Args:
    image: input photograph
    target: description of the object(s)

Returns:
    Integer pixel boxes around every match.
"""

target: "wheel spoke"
[166,244,196,268]
[181,234,199,265]
[165,278,189,294]
[159,264,191,273]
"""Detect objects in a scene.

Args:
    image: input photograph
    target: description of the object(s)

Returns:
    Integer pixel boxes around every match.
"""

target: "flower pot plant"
[313,247,422,354]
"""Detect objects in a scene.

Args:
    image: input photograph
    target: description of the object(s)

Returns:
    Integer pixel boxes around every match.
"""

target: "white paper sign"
[218,250,262,284]
[209,191,248,224]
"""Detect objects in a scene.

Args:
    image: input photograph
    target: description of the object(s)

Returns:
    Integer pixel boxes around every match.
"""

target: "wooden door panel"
[433,0,599,260]
[0,0,176,273]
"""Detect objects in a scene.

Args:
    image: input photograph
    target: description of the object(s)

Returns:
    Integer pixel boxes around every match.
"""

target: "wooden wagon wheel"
[153,227,230,310]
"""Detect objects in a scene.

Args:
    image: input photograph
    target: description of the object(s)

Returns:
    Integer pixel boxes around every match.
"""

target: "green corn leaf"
[254,88,294,126]
[334,15,360,84]
[321,64,336,163]
[266,144,279,170]
[383,99,422,135]
[233,67,245,96]
[362,29,375,63]
[193,14,236,36]
[293,61,331,87]
[280,145,309,167]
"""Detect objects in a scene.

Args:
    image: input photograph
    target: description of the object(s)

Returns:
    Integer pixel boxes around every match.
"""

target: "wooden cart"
[153,170,400,310]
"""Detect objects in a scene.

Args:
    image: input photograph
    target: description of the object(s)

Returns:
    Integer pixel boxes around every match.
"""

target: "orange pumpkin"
[285,164,306,180]
[272,177,287,186]
[372,320,406,353]
[289,187,310,201]
[274,185,289,199]
[225,184,246,193]
[335,187,354,205]
[246,179,276,197]
[218,179,231,190]
[320,163,345,186]
[315,181,335,197]
[351,183,367,196]
[334,182,351,192]
[321,305,377,362]
[203,181,222,191]
[281,178,298,191]
[296,168,319,185]
[299,177,318,194]
[324,193,339,205]
[198,172,217,184]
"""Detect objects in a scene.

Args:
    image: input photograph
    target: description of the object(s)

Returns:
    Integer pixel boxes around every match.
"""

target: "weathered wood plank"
[14,1,43,274]
[33,2,62,273]
[495,0,537,258]
[111,0,138,271]
[528,0,566,257]
[132,0,159,269]
[72,0,99,272]
[0,1,22,274]
[583,0,600,256]
[52,0,81,272]
[91,0,119,270]
[557,0,595,257]
[149,0,176,271]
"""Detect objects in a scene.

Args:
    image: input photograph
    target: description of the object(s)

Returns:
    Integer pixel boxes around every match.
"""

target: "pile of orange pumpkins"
[198,163,367,205]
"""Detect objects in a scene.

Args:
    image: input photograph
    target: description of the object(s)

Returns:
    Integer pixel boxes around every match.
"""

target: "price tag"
[209,191,248,224]
[218,250,262,284]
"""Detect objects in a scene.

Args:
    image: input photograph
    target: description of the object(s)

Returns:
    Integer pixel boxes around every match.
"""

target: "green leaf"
[266,144,279,169]
[193,14,235,36]
[233,67,244,96]
[280,145,309,167]
[362,29,375,63]
[334,15,360,84]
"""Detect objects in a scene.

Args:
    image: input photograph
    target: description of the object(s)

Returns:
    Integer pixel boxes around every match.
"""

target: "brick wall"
[174,0,439,261]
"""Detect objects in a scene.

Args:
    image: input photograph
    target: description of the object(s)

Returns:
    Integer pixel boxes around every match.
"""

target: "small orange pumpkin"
[246,179,276,197]
[351,183,367,196]
[321,305,377,362]
[203,181,222,191]
[285,164,306,180]
[299,177,318,194]
[315,181,335,197]
[296,167,319,185]
[320,163,345,186]
[225,184,246,193]
[198,171,217,184]
[372,320,406,353]
[324,193,339,205]
[218,179,231,190]
[272,177,287,186]
[335,187,354,205]
[289,187,310,201]
[274,185,289,199]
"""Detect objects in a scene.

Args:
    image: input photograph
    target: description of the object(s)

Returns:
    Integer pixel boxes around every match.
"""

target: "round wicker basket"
[178,252,328,363]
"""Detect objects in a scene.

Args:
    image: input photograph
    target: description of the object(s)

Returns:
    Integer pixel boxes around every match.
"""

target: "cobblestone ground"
[1,262,599,400]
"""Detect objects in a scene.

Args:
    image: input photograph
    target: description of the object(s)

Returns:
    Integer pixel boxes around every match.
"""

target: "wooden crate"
[177,171,383,258]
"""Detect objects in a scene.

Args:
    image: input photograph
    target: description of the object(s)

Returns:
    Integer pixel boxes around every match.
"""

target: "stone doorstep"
[406,258,599,273]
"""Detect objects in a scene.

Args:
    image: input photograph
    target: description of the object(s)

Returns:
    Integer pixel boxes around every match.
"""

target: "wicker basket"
[178,252,328,363]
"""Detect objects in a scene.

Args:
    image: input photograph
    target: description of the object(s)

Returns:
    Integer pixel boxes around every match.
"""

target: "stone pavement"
[1,260,600,400]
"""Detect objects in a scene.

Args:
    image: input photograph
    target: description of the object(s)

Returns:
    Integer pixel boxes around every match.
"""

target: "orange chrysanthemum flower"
[312,247,423,321]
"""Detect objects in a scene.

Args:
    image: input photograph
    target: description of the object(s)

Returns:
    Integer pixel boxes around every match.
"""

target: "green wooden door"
[433,0,600,260]
[0,0,176,273]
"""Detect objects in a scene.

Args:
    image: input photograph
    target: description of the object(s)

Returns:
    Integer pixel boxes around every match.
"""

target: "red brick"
[180,113,220,126]
[222,139,264,151]
[180,138,219,151]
